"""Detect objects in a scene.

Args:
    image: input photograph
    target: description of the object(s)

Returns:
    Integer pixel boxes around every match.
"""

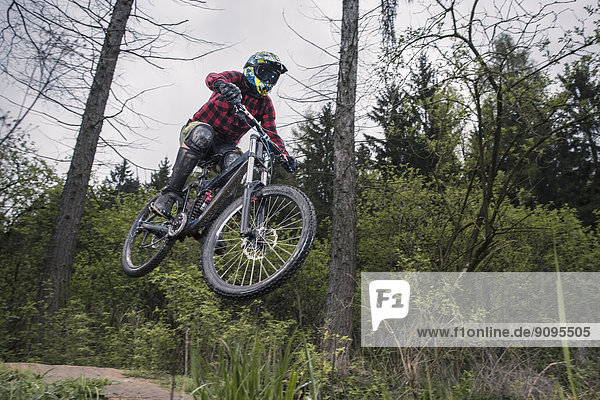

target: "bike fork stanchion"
[240,135,259,236]
[255,151,270,229]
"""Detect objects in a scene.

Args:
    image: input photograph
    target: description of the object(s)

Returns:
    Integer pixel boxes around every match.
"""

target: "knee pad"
[221,150,241,170]
[184,123,214,156]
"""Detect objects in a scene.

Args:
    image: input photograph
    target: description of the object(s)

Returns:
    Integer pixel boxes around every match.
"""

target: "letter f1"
[369,280,411,331]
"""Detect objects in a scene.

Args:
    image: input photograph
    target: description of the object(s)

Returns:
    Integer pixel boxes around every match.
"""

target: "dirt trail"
[4,363,193,400]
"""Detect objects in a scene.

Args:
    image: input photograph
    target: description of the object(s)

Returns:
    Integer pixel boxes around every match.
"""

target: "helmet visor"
[255,64,281,85]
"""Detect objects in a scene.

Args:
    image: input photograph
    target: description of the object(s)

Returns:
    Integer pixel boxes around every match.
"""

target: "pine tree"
[323,0,359,375]
[105,159,141,196]
[367,55,460,179]
[535,56,600,225]
[149,157,171,192]
[483,35,553,200]
[292,104,335,237]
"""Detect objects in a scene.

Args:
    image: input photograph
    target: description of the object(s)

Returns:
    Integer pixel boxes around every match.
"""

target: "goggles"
[255,64,283,85]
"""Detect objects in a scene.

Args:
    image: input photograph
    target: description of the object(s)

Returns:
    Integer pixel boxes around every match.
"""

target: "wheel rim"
[211,193,305,287]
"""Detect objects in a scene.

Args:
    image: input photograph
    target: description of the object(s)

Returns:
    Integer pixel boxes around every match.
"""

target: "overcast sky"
[3,0,597,182]
[14,0,388,181]
[104,0,388,182]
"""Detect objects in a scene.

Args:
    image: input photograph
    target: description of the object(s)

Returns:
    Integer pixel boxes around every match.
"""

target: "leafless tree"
[1,0,222,315]
[321,0,359,376]
[319,0,409,375]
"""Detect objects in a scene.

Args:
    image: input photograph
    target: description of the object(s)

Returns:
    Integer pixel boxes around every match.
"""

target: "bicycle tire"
[201,184,316,298]
[121,196,176,277]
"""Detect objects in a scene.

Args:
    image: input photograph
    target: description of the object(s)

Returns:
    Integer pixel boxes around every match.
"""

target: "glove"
[280,155,298,173]
[215,81,242,104]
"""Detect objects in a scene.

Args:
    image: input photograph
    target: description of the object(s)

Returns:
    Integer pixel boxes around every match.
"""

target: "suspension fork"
[240,135,267,236]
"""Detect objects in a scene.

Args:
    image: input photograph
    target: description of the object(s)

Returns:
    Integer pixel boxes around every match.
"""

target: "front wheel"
[202,184,316,298]
[121,196,176,277]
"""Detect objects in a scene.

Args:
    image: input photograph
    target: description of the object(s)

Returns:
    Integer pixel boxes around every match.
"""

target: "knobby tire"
[121,196,176,277]
[201,184,316,298]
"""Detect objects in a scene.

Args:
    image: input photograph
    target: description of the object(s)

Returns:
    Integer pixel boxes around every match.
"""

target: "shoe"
[151,146,201,217]
[152,191,182,218]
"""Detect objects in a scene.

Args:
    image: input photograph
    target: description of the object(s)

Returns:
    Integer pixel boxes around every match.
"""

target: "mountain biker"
[152,51,298,218]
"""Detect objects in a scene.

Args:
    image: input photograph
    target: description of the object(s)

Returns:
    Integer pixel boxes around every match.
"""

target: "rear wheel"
[121,196,176,277]
[202,184,316,298]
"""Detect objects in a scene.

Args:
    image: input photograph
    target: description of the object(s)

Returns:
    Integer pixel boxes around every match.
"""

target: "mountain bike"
[121,104,317,299]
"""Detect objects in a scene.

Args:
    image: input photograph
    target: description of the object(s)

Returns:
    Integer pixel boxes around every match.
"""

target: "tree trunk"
[322,0,359,375]
[39,0,134,315]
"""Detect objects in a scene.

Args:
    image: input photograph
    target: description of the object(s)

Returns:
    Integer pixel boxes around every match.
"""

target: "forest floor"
[4,362,193,400]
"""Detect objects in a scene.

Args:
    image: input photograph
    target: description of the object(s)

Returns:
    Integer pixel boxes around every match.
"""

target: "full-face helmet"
[243,51,288,96]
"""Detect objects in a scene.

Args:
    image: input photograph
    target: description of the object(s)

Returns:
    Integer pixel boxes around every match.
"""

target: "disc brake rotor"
[241,227,278,260]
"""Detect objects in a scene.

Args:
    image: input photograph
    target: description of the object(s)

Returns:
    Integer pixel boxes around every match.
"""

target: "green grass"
[0,364,112,400]
[190,334,313,400]
[553,230,579,400]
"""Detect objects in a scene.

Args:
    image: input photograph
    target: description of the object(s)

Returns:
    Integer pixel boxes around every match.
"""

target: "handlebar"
[234,103,285,158]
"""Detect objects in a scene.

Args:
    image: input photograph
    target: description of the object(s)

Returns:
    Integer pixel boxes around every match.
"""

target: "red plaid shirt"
[192,70,288,155]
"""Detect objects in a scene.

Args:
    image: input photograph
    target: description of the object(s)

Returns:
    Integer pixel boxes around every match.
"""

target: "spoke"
[247,256,258,285]
[255,196,279,228]
[210,192,307,287]
[273,241,301,249]
[262,197,291,227]
[217,236,243,268]
[272,244,293,263]
[263,254,279,274]
[223,213,242,232]
[271,199,298,224]
[271,217,303,232]
[232,252,248,284]
[267,208,302,232]
[217,242,238,260]
[217,246,245,281]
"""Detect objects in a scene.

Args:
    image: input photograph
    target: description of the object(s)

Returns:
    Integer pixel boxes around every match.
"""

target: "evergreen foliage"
[365,55,462,181]
[292,104,335,237]
[104,159,141,196]
[149,157,171,191]
[534,56,600,226]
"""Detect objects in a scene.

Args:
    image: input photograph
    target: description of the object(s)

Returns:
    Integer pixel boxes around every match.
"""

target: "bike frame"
[177,105,279,239]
